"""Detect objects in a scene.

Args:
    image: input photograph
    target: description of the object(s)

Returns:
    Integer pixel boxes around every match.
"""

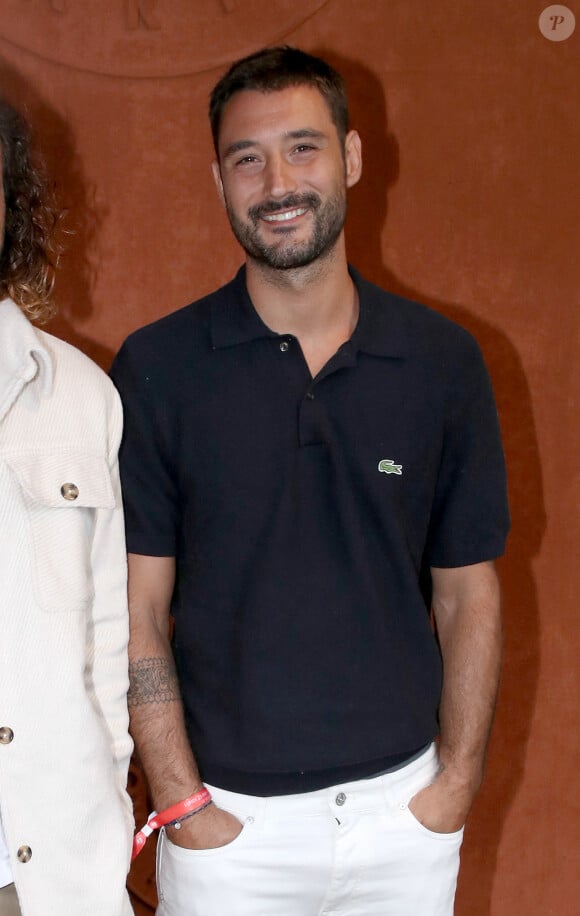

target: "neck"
[245,237,359,377]
[245,236,357,340]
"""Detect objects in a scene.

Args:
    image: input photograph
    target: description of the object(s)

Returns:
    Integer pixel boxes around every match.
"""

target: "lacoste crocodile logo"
[378,458,403,476]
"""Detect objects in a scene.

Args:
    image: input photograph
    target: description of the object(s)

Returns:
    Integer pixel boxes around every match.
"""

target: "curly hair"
[0,98,60,322]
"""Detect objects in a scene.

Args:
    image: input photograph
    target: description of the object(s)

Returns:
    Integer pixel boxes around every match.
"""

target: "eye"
[293,144,317,154]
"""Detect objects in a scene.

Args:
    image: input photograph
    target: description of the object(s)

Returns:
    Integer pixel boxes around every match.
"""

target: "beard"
[225,189,347,270]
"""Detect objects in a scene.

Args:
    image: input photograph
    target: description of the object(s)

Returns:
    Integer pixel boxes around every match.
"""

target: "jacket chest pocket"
[8,452,116,612]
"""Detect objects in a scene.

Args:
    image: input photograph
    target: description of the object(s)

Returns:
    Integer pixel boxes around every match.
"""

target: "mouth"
[262,207,308,223]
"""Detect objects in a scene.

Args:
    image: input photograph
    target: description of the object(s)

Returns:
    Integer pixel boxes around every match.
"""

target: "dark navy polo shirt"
[111,267,509,795]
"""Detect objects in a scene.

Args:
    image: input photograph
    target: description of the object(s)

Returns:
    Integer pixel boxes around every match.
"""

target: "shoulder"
[360,278,478,349]
[38,331,122,448]
[354,272,482,369]
[39,329,109,380]
[40,331,119,404]
[117,279,234,362]
[110,276,243,401]
[121,302,205,357]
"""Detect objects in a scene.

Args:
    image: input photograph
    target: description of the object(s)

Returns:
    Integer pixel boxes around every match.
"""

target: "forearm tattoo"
[128,657,181,707]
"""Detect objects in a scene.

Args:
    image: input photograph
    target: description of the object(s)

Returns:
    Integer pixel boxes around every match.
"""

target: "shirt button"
[60,482,79,501]
[335,792,347,806]
[279,340,289,352]
[17,846,32,863]
[0,727,14,744]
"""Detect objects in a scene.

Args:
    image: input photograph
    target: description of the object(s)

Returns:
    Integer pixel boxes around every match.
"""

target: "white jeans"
[156,744,463,916]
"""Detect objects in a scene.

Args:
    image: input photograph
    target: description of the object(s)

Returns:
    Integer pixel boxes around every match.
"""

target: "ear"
[344,130,362,189]
[212,160,226,208]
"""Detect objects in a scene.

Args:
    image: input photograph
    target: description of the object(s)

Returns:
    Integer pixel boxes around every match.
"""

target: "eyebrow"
[285,129,327,141]
[222,129,328,161]
[222,139,257,160]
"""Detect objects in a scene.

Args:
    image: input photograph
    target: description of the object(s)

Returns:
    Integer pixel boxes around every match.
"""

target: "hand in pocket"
[166,804,244,850]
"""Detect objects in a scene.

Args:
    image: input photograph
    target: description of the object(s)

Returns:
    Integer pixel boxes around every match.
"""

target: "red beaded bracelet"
[132,787,212,860]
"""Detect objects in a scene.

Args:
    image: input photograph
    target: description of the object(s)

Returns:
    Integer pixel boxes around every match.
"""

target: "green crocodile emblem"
[378,458,403,476]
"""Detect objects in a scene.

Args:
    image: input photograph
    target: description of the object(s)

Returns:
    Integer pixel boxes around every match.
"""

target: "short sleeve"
[425,335,510,568]
[110,339,179,557]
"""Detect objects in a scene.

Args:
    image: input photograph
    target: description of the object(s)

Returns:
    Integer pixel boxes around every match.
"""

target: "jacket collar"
[0,298,54,424]
[210,266,409,359]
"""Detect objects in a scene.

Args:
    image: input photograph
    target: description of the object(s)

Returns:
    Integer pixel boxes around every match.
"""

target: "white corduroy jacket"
[0,299,134,915]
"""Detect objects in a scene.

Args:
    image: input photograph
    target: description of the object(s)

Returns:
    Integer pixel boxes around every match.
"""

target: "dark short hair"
[209,46,349,156]
[0,98,60,322]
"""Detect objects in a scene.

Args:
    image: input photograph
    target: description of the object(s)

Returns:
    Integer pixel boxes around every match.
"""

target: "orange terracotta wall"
[1,3,577,914]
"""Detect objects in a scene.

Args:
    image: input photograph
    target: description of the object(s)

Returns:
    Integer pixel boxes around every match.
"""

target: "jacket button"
[17,846,32,863]
[0,727,14,744]
[60,482,79,501]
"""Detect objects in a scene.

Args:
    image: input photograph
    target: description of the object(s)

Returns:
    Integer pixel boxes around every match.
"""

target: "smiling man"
[214,84,354,275]
[111,47,509,916]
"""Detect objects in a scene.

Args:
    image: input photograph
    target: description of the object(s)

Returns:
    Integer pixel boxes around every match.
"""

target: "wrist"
[166,802,215,839]
[164,788,213,827]
[132,787,213,860]
[153,780,205,812]
[171,799,213,830]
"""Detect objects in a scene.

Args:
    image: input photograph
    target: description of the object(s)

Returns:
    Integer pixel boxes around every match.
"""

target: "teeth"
[263,207,307,222]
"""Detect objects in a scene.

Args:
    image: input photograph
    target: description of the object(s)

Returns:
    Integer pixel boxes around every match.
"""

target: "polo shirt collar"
[210,265,409,359]
[349,268,409,359]
[210,268,277,349]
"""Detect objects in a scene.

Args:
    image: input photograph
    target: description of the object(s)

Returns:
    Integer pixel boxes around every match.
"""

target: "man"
[0,99,134,915]
[112,47,509,915]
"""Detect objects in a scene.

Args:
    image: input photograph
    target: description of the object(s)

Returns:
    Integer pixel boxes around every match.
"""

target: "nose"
[263,154,297,199]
